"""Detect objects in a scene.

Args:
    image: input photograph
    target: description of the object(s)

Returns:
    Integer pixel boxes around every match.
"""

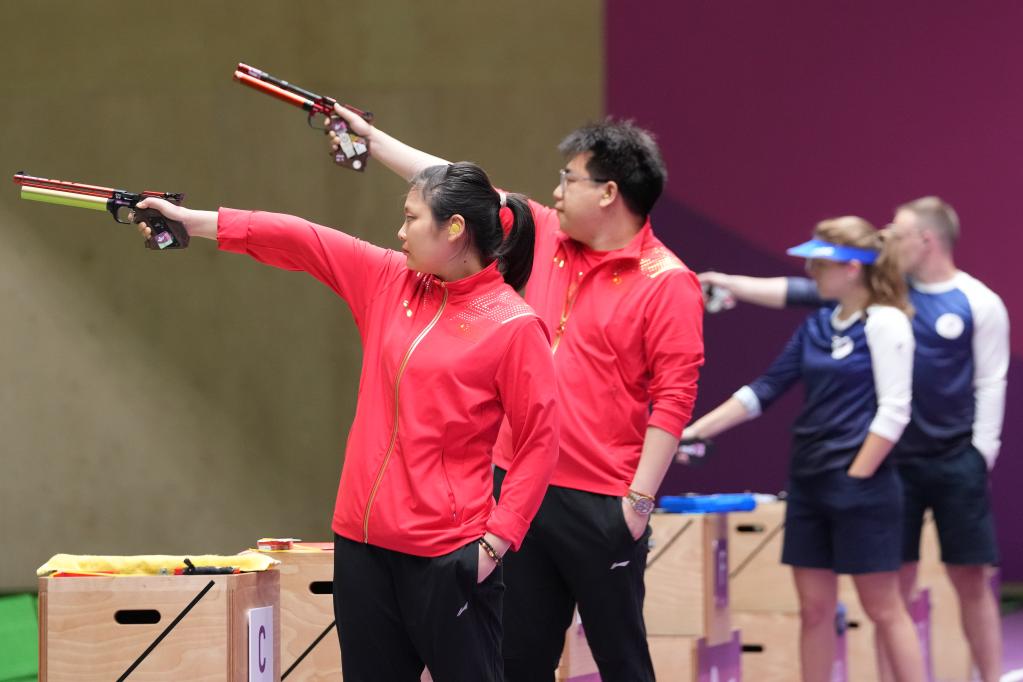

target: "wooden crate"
[644,512,731,643]
[734,610,848,682]
[39,570,279,681]
[734,610,800,682]
[728,500,799,613]
[648,635,698,681]
[558,624,740,682]
[650,632,741,682]
[255,542,340,681]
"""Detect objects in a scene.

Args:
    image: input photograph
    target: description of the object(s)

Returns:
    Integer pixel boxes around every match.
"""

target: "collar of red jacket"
[426,259,505,299]
[553,218,654,262]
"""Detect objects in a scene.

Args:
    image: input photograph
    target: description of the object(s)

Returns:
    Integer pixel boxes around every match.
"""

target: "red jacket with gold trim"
[494,201,703,496]
[218,208,559,555]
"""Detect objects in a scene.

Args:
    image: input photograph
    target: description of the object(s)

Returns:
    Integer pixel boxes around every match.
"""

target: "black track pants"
[332,534,504,682]
[494,468,654,682]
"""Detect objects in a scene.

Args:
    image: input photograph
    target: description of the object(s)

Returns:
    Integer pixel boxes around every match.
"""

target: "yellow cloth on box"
[36,552,278,577]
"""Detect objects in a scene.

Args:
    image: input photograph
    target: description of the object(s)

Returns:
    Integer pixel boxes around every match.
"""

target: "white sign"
[248,606,274,682]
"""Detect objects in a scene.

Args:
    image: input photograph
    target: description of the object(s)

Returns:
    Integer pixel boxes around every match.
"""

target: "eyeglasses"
[559,168,610,194]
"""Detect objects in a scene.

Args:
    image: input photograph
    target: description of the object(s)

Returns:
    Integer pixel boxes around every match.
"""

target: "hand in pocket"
[477,543,497,583]
[621,498,648,541]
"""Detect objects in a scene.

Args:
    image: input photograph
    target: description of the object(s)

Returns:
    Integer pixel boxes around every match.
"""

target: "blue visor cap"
[786,239,879,264]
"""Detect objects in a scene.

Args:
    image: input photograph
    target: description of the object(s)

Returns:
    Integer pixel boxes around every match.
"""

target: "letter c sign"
[249,606,274,681]
[258,625,266,672]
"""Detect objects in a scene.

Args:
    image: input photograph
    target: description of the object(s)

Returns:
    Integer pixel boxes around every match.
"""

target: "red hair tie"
[498,191,513,236]
[499,206,514,236]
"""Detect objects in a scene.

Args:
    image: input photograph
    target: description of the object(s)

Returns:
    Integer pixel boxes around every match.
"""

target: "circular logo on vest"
[831,335,855,360]
[935,313,965,340]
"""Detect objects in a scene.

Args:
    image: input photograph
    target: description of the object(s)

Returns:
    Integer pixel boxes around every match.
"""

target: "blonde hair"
[897,196,959,250]
[813,216,912,315]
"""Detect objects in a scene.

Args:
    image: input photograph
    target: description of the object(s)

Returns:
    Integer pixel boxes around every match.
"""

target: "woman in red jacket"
[137,162,559,682]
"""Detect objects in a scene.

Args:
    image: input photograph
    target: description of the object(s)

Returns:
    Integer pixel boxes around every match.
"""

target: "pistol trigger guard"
[307,111,329,132]
[106,202,126,224]
[113,205,133,225]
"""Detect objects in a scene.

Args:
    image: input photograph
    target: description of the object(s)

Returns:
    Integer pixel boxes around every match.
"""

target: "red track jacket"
[494,201,704,496]
[218,209,559,556]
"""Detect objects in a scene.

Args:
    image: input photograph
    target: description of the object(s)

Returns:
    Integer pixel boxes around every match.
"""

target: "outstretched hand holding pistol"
[134,199,217,241]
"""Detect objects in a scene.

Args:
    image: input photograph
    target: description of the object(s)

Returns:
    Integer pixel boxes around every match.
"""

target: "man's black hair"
[558,118,667,218]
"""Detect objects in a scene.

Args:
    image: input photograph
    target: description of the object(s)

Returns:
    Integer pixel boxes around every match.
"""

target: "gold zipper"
[550,251,628,354]
[551,300,573,354]
[362,287,449,542]
[551,252,578,354]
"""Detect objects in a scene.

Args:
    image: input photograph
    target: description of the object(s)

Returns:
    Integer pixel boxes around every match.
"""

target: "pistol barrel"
[20,185,109,211]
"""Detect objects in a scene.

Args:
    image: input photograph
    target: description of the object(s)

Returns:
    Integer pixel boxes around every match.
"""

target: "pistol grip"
[134,207,189,250]
[327,115,370,171]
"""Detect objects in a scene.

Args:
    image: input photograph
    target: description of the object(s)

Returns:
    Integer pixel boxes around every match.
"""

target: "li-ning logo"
[456,602,469,617]
[610,560,631,570]
[831,335,854,360]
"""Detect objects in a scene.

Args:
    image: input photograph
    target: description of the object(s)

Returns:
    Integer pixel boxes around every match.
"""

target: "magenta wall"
[606,1,1023,578]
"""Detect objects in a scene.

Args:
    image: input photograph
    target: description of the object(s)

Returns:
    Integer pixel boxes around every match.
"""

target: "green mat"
[0,593,38,681]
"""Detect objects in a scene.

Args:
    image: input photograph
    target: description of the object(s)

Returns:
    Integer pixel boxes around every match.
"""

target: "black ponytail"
[494,193,535,290]
[410,162,536,290]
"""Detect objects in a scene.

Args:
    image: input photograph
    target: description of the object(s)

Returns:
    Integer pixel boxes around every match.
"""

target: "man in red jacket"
[331,110,705,682]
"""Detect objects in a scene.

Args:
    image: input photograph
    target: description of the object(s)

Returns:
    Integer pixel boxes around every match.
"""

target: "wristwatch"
[626,489,656,515]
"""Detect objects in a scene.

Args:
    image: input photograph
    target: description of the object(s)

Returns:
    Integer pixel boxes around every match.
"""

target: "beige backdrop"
[0,1,603,591]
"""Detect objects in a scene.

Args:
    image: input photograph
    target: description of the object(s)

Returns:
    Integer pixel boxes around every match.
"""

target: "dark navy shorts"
[898,445,998,566]
[782,466,903,574]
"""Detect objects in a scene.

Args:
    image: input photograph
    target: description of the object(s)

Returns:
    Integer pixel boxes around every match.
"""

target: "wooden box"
[648,635,698,681]
[253,541,442,682]
[728,500,799,613]
[558,621,740,682]
[644,512,731,643]
[255,542,340,681]
[39,570,280,681]
[735,609,853,682]
[650,632,741,682]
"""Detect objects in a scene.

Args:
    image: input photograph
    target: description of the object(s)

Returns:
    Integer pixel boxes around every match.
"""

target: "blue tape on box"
[659,493,757,514]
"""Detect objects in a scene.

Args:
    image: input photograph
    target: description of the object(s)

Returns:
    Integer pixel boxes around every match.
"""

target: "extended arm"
[329,105,449,181]
[699,272,824,309]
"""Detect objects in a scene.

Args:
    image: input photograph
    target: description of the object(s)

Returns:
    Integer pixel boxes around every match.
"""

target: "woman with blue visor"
[684,217,925,682]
